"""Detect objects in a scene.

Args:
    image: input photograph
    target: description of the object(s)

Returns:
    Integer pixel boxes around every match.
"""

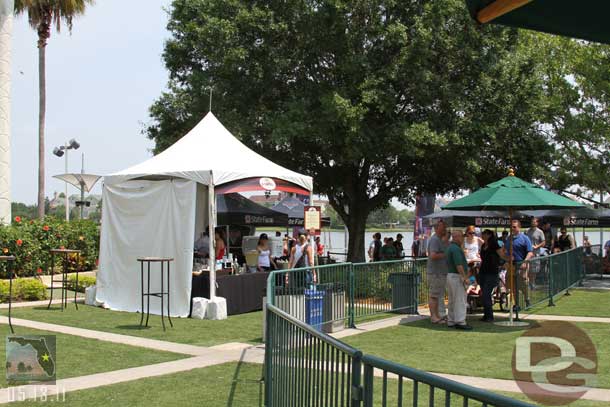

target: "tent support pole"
[209,172,216,299]
[310,189,315,269]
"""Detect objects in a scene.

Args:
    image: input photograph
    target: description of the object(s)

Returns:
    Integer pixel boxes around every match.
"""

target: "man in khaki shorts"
[427,220,448,323]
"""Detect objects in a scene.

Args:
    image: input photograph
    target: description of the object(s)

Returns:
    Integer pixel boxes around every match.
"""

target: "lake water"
[319,228,608,261]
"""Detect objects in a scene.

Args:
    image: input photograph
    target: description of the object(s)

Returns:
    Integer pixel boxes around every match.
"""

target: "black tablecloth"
[190,272,269,316]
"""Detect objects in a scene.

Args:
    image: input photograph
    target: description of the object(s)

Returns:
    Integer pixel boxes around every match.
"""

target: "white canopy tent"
[98,113,312,318]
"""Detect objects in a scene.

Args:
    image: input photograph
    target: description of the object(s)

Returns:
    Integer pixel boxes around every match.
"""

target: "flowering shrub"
[0,278,47,302]
[66,275,96,293]
[0,218,99,278]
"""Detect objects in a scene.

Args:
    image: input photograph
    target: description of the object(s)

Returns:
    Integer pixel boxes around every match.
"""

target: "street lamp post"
[53,139,80,222]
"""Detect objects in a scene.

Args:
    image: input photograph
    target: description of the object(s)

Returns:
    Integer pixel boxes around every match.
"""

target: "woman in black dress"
[479,229,503,322]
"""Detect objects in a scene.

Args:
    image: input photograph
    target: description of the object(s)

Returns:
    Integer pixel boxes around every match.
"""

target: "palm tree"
[0,0,14,225]
[14,0,93,219]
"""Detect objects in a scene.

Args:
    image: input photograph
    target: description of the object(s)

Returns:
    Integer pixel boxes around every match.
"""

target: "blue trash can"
[305,288,326,331]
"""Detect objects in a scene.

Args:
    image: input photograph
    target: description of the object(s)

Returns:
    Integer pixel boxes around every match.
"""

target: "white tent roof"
[104,113,312,191]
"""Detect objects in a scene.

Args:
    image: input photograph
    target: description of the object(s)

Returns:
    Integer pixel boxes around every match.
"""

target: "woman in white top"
[463,225,484,266]
[257,233,277,272]
[288,234,316,286]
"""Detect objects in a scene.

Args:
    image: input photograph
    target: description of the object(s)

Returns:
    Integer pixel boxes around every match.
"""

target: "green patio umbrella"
[443,170,584,325]
[444,173,584,211]
[465,0,610,45]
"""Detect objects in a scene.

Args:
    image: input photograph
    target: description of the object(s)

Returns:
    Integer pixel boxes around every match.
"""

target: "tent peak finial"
[508,168,515,177]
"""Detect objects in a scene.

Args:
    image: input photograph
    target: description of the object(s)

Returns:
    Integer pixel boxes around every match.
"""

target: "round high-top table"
[137,257,174,331]
[1,255,17,334]
[47,249,81,311]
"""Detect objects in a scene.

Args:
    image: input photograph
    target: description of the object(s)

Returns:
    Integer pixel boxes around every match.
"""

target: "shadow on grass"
[115,324,151,330]
[400,316,536,334]
[226,349,264,407]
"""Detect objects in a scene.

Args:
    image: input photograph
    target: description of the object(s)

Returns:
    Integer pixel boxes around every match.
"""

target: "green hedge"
[65,275,96,293]
[0,217,99,278]
[0,278,47,302]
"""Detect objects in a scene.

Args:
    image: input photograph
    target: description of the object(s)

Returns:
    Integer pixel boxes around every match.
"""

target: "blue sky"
[11,0,172,204]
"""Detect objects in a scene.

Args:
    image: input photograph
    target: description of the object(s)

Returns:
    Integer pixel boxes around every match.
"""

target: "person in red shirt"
[315,236,325,256]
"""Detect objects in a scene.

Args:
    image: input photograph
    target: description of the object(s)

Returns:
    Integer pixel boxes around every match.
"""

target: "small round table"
[1,255,17,334]
[137,257,174,331]
[47,249,81,311]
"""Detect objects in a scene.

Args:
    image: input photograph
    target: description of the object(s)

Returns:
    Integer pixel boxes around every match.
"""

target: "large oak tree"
[148,0,558,261]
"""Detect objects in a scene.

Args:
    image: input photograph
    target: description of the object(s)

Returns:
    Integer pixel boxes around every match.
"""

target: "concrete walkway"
[0,316,216,356]
[0,297,84,310]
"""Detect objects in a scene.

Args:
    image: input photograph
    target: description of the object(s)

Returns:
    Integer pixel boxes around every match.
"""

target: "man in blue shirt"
[504,220,534,308]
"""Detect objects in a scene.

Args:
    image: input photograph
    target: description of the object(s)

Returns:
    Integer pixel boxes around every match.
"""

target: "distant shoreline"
[256,226,414,233]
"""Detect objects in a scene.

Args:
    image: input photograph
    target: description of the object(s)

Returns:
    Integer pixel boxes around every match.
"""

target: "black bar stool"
[47,249,81,311]
[1,255,17,334]
[137,257,174,331]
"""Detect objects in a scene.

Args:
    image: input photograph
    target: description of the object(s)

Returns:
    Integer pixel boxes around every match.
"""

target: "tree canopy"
[147,0,605,260]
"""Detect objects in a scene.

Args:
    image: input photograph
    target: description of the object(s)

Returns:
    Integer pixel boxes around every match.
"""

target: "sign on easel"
[304,206,321,236]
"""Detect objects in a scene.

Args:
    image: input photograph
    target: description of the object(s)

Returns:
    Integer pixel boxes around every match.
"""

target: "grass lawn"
[12,360,608,407]
[5,304,263,347]
[0,325,184,388]
[527,289,610,318]
[14,362,264,407]
[342,318,610,389]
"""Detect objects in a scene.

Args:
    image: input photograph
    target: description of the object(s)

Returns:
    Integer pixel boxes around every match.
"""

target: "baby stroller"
[466,266,482,314]
[492,268,509,312]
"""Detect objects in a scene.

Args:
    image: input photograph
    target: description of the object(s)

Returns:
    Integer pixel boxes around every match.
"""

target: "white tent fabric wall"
[96,179,197,317]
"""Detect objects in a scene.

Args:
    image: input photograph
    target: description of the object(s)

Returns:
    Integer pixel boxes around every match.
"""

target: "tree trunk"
[0,0,13,224]
[37,42,46,218]
[346,211,368,263]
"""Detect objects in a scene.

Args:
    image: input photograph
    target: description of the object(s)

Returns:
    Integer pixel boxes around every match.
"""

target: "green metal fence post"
[548,255,555,307]
[351,351,363,407]
[362,363,374,407]
[349,264,356,328]
[264,307,273,406]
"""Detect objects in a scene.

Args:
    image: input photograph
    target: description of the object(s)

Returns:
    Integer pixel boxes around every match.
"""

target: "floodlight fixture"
[52,138,81,222]
[68,139,80,150]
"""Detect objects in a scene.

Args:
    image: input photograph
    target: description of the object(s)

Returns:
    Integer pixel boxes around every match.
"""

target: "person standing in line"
[426,221,449,324]
[526,218,546,290]
[393,233,404,258]
[505,220,534,308]
[541,221,554,255]
[288,233,316,286]
[411,236,421,258]
[445,230,472,330]
[368,232,382,262]
[479,229,503,322]
[380,237,397,260]
[463,225,483,270]
[554,227,575,252]
[527,218,546,255]
[256,233,277,272]
[583,235,592,255]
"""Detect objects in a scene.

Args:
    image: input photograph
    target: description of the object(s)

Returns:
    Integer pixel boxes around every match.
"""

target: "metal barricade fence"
[361,354,536,407]
[267,259,421,329]
[264,303,537,407]
[583,244,603,277]
[518,247,585,310]
[352,260,419,319]
[265,304,360,406]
